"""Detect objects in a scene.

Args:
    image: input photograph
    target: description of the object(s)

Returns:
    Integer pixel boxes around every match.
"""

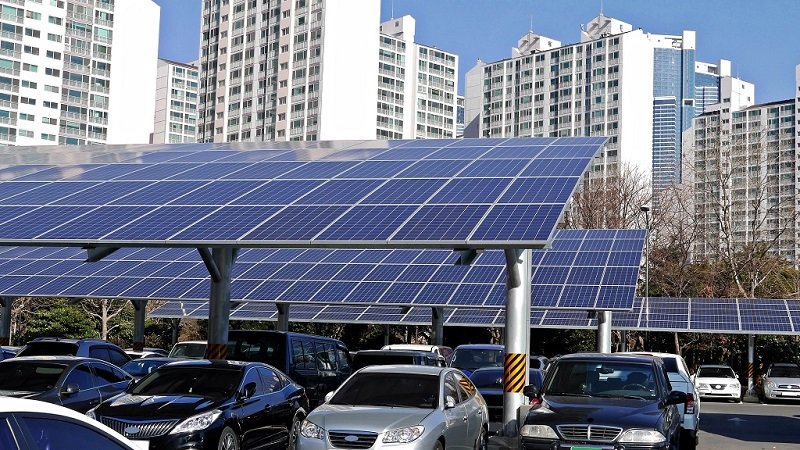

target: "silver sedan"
[297,365,489,450]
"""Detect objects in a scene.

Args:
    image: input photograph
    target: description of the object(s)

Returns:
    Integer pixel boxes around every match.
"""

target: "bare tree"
[81,299,130,340]
[565,163,653,230]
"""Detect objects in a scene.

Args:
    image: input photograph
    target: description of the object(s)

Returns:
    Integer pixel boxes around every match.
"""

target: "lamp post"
[640,204,651,348]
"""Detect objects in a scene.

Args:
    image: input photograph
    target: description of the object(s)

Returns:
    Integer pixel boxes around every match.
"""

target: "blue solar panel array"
[149,297,800,334]
[0,137,606,248]
[0,229,643,310]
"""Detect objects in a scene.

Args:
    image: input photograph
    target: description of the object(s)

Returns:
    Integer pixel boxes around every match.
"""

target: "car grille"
[710,384,727,390]
[778,384,800,389]
[557,425,622,442]
[328,430,378,449]
[100,417,180,439]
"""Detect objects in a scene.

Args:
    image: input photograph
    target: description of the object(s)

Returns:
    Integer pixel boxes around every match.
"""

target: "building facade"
[197,2,455,143]
[691,98,797,264]
[0,0,159,146]
[464,15,654,180]
[152,58,199,144]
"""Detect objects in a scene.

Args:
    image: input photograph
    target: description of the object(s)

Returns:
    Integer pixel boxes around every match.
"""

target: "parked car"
[621,351,700,449]
[120,357,176,381]
[89,359,308,450]
[167,340,207,359]
[297,365,489,450]
[449,343,504,376]
[469,366,544,434]
[519,353,686,450]
[529,355,549,371]
[760,362,800,403]
[691,364,741,402]
[0,397,141,450]
[381,344,453,361]
[17,338,131,367]
[0,346,18,361]
[124,347,168,359]
[0,356,132,413]
[352,350,446,370]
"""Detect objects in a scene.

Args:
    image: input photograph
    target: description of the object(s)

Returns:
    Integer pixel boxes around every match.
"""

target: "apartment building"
[0,0,158,146]
[464,15,654,180]
[152,58,199,144]
[691,94,797,264]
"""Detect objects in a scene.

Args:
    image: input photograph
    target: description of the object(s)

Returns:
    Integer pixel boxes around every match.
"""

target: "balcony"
[88,115,107,125]
[0,99,17,108]
[67,46,91,56]
[61,94,88,106]
[61,111,87,121]
[92,67,110,77]
[0,30,21,41]
[94,35,112,44]
[87,131,106,140]
[0,133,16,142]
[0,82,18,93]
[91,84,109,94]
[0,116,16,126]
[95,0,114,11]
[0,67,19,76]
[67,11,92,23]
[64,79,89,90]
[93,51,111,61]
[59,126,85,137]
[94,18,113,27]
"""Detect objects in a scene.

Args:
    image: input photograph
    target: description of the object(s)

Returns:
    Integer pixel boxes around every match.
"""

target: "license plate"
[130,440,149,450]
[780,392,800,397]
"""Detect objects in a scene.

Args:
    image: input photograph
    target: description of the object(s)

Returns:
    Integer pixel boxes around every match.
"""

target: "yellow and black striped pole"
[504,353,527,394]
[502,248,532,437]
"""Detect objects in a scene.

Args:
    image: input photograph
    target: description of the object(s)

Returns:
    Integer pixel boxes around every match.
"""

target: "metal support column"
[276,304,289,332]
[384,324,390,346]
[171,319,180,346]
[619,331,627,352]
[0,297,13,346]
[132,300,148,352]
[206,248,235,360]
[596,311,612,353]
[747,334,755,395]
[431,307,444,346]
[502,249,531,437]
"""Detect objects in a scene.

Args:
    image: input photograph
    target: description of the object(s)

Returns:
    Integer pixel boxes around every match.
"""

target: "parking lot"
[699,400,800,450]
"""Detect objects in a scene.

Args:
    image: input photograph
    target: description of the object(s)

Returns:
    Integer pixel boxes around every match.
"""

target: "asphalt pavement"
[699,398,800,450]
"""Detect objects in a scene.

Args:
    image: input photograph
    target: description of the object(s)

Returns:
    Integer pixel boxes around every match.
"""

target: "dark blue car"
[449,344,504,376]
[470,367,544,433]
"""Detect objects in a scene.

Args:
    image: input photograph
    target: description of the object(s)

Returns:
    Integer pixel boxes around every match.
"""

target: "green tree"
[17,298,97,344]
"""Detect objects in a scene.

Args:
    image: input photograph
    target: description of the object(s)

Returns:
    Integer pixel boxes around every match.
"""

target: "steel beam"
[431,307,444,345]
[596,311,612,353]
[131,300,147,352]
[205,248,235,359]
[84,246,120,263]
[0,297,12,346]
[276,304,289,332]
[502,249,531,437]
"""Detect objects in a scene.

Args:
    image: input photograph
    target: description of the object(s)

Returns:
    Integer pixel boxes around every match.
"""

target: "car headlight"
[300,419,325,440]
[169,409,222,434]
[383,425,424,444]
[617,429,666,444]
[85,408,97,420]
[731,382,740,389]
[519,424,558,439]
[766,381,776,389]
[697,383,709,389]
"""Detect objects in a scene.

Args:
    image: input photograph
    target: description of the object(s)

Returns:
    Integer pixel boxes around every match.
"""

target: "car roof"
[618,351,681,359]
[454,344,504,350]
[558,353,661,364]
[698,364,733,369]
[28,337,109,344]
[357,364,449,376]
[160,359,255,370]
[123,357,177,363]
[172,340,206,345]
[382,344,439,350]
[470,366,543,375]
[356,349,440,356]
[769,363,799,368]
[4,356,113,365]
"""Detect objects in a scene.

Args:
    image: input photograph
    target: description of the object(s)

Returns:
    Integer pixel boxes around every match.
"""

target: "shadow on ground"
[702,411,800,445]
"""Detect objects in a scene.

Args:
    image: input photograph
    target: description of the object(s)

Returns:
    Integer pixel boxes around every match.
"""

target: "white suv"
[621,352,700,450]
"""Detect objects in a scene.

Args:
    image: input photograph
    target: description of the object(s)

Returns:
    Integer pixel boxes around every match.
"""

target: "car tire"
[218,426,240,450]
[474,426,487,450]
[433,439,444,450]
[680,429,697,450]
[287,415,302,450]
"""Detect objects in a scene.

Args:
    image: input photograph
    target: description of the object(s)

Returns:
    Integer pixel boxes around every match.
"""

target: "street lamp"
[640,204,651,347]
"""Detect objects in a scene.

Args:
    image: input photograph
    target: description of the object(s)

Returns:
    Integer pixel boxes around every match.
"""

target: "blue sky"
[154,0,799,104]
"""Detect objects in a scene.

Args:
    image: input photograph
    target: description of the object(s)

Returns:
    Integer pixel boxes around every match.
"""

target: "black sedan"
[120,357,176,380]
[469,367,544,433]
[519,353,686,450]
[0,356,132,413]
[88,359,309,450]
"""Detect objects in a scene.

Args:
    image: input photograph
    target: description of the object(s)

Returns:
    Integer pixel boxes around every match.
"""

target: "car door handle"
[463,416,468,422]
[264,405,272,412]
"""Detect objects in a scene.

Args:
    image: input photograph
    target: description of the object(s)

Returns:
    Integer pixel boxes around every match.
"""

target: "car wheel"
[287,415,302,450]
[218,426,240,450]
[433,439,444,450]
[680,429,697,450]
[474,426,487,450]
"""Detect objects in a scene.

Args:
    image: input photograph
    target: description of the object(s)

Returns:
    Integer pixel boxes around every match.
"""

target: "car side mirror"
[324,391,334,403]
[665,390,687,406]
[444,395,457,409]
[238,382,257,401]
[523,384,539,398]
[61,384,79,396]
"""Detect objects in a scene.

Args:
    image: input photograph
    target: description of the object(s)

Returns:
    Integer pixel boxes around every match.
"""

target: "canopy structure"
[0,229,643,311]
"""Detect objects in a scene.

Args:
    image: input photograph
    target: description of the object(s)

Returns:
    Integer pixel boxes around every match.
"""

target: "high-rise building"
[0,0,159,146]
[691,92,796,263]
[197,2,456,143]
[456,95,464,138]
[464,15,654,180]
[152,58,199,144]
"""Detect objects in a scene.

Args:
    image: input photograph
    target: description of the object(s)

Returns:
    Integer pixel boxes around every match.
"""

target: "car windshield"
[330,372,439,408]
[450,348,503,371]
[121,359,170,377]
[131,367,241,400]
[0,362,66,392]
[17,342,79,357]
[698,367,736,378]
[352,353,418,370]
[768,367,800,378]
[168,343,206,359]
[545,361,658,400]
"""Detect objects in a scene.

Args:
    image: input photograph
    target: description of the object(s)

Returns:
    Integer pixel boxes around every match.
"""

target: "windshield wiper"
[594,394,647,400]
[549,392,592,397]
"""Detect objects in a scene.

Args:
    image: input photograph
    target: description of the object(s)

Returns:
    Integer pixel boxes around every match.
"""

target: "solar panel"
[0,138,604,248]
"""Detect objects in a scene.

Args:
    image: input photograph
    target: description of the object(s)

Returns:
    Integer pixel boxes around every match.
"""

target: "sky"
[154,0,800,104]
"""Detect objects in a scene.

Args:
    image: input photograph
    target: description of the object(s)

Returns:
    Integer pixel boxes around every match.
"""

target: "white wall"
[617,30,654,176]
[107,0,159,144]
[463,61,485,134]
[318,0,380,140]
